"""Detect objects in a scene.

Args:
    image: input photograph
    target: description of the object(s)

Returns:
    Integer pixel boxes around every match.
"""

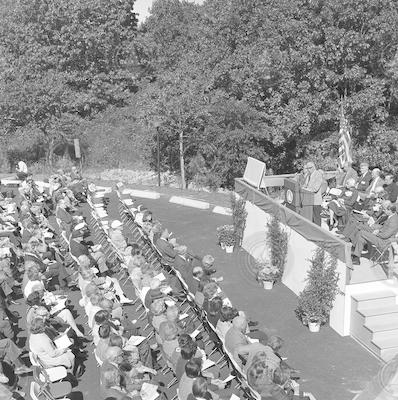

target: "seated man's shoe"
[119,296,135,304]
[204,268,217,275]
[351,256,360,265]
[15,365,32,375]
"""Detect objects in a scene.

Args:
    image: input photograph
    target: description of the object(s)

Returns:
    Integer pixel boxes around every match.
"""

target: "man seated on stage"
[351,203,398,265]
[302,162,324,226]
[339,162,358,188]
[384,174,398,203]
[327,178,359,231]
[365,168,384,198]
[356,162,372,192]
[341,200,390,243]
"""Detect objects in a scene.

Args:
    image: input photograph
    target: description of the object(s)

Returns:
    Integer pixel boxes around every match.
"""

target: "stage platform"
[235,177,398,363]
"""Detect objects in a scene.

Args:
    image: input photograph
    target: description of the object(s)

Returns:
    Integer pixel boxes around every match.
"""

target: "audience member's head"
[208,296,223,317]
[99,323,111,339]
[109,334,124,349]
[185,358,202,379]
[30,317,46,334]
[202,255,214,269]
[159,321,179,342]
[220,306,239,322]
[232,315,247,333]
[268,336,284,353]
[105,346,123,364]
[150,299,165,316]
[181,339,198,361]
[202,282,218,300]
[94,309,110,326]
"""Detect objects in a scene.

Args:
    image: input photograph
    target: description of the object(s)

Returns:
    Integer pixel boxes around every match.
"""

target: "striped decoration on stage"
[338,108,352,167]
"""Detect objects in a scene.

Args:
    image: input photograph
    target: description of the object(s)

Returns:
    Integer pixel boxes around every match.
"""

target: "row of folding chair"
[113,193,259,399]
[115,192,267,399]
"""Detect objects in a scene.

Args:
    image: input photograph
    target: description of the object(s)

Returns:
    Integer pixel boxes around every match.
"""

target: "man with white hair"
[225,315,249,364]
[357,162,372,192]
[366,168,384,198]
[302,161,324,226]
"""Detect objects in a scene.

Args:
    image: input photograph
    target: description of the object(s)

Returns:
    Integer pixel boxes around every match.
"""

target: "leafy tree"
[0,0,139,165]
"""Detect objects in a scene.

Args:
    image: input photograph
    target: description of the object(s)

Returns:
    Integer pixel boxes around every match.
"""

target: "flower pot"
[220,242,226,250]
[225,245,234,254]
[262,281,274,290]
[308,322,320,333]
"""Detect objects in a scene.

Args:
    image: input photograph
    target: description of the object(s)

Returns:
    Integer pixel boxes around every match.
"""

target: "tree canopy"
[1,0,398,186]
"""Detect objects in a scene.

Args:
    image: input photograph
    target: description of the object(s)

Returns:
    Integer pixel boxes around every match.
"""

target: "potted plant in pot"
[255,258,281,290]
[266,215,288,280]
[216,224,235,253]
[295,248,339,333]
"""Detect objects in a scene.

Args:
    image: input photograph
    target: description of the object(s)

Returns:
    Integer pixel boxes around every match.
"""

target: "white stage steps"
[351,289,398,361]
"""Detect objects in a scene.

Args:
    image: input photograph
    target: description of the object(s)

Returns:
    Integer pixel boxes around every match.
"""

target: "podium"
[284,179,314,222]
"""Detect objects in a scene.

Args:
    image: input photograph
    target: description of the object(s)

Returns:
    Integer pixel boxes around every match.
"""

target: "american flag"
[338,106,352,167]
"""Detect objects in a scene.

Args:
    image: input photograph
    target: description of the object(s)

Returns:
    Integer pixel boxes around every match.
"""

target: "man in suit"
[155,228,177,265]
[352,204,398,264]
[384,175,398,203]
[366,168,384,198]
[356,162,373,192]
[302,161,324,226]
[55,199,73,233]
[225,315,249,365]
[173,245,195,294]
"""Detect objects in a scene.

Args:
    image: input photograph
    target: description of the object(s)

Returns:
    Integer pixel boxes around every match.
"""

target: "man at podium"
[302,162,324,226]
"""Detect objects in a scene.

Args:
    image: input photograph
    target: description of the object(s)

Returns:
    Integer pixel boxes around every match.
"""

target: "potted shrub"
[295,248,339,332]
[255,258,281,290]
[216,225,235,253]
[266,215,288,280]
[230,193,247,248]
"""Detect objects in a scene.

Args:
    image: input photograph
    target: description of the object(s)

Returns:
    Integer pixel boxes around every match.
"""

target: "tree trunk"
[46,138,55,167]
[179,130,186,189]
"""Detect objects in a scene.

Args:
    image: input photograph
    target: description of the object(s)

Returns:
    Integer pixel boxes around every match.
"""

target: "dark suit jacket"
[378,214,398,240]
[174,255,195,293]
[357,171,372,192]
[341,188,359,208]
[69,239,89,258]
[155,238,177,264]
[385,182,398,203]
